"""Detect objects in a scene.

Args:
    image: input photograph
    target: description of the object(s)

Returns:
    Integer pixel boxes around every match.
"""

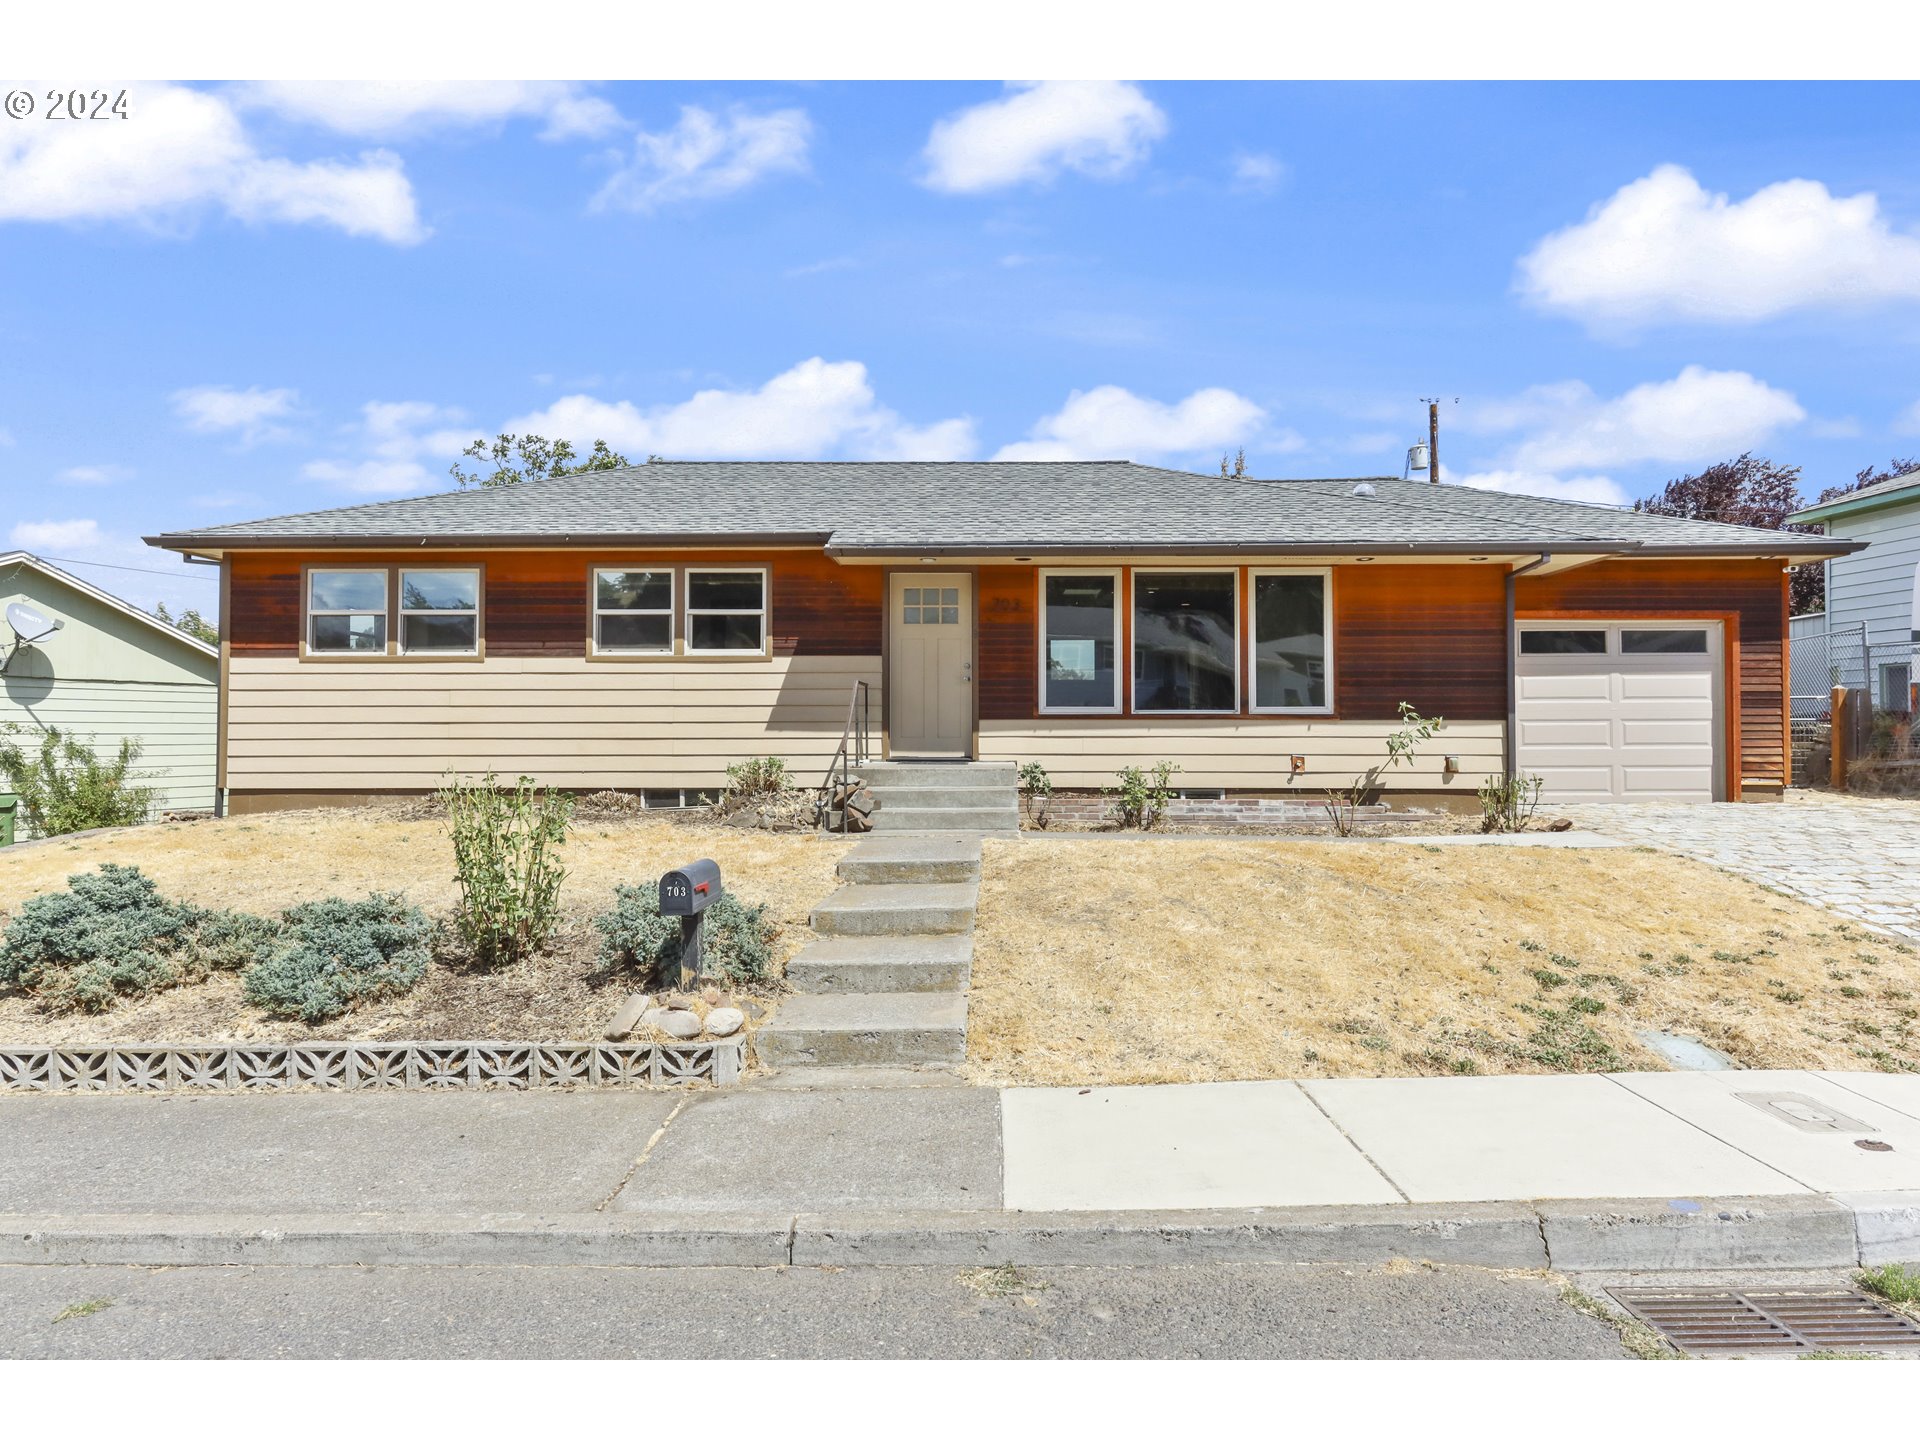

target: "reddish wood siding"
[1334,565,1508,720]
[1517,557,1789,791]
[227,549,882,660]
[977,565,1038,721]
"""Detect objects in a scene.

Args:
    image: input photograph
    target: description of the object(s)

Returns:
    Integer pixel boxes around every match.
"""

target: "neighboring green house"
[1,551,218,828]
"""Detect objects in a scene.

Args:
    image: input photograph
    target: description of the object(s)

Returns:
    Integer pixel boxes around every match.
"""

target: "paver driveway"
[1558,791,1920,942]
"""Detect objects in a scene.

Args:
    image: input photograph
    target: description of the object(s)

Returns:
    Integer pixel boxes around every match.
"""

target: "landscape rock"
[739,999,767,1020]
[663,994,694,1011]
[704,1007,745,1037]
[653,1010,703,1040]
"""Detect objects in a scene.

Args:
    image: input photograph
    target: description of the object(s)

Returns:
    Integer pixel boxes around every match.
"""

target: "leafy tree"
[1220,448,1249,479]
[151,602,218,646]
[1634,453,1828,614]
[449,434,631,488]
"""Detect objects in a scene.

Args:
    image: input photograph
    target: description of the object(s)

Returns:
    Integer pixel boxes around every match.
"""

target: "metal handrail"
[818,679,872,833]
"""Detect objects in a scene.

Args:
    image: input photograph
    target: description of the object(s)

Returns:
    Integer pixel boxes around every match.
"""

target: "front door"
[888,572,974,757]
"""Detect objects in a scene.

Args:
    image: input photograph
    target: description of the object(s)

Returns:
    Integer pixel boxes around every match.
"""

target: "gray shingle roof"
[147,461,1857,557]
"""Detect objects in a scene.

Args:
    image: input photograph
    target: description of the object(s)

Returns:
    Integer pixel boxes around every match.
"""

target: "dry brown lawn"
[968,836,1920,1086]
[0,807,848,1044]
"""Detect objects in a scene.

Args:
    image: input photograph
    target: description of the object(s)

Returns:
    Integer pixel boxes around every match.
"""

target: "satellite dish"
[6,602,63,644]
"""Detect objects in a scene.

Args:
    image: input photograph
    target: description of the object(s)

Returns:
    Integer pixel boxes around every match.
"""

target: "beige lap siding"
[976,717,1504,791]
[224,654,882,792]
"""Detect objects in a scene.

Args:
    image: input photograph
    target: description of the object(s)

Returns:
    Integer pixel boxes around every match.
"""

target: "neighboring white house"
[1790,470,1920,713]
[1,551,219,825]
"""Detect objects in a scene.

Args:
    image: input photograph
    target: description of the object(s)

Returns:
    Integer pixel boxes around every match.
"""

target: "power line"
[26,553,218,583]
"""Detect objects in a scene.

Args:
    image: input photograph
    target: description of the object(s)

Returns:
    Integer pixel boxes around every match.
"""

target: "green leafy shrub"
[0,725,156,837]
[0,864,276,1012]
[241,894,433,1023]
[438,771,573,967]
[593,884,775,986]
[723,756,789,799]
[1325,702,1442,836]
[1016,761,1053,828]
[1477,771,1545,833]
[1106,761,1179,829]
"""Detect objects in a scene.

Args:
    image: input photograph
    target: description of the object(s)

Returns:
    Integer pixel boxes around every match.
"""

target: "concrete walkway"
[2,1069,1916,1270]
[1560,792,1920,942]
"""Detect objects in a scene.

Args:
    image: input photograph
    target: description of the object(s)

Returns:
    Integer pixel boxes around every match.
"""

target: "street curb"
[0,1213,794,1268]
[0,1194,1909,1269]
[791,1204,1547,1268]
[1536,1195,1859,1271]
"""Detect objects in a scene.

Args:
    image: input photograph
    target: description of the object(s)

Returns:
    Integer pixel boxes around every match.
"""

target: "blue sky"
[4,79,1920,612]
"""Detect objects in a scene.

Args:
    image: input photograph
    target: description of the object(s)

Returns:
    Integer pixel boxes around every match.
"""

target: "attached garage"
[1514,620,1724,802]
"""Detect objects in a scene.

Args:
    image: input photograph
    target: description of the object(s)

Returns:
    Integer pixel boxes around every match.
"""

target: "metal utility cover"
[1607,1287,1920,1357]
[1734,1091,1878,1134]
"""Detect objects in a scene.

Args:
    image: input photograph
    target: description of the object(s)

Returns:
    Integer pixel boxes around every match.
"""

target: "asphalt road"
[0,1261,1627,1359]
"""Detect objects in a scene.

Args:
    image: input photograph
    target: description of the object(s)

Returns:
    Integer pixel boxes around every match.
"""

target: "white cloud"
[171,384,300,445]
[0,82,425,244]
[1895,400,1920,436]
[1445,367,1806,507]
[507,358,976,462]
[236,81,622,141]
[1506,367,1804,472]
[1231,152,1285,193]
[593,105,812,212]
[57,464,129,486]
[1518,164,1920,326]
[302,399,473,495]
[921,82,1167,193]
[1453,469,1631,507]
[10,517,103,551]
[993,385,1269,462]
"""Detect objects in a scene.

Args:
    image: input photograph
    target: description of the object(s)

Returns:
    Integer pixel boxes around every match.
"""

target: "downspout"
[1505,553,1553,776]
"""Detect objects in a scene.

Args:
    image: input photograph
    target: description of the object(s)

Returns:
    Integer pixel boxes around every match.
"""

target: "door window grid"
[902,586,960,625]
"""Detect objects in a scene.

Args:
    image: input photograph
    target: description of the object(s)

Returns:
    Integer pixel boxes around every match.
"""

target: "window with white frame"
[593,569,674,654]
[307,569,388,653]
[1040,571,1119,712]
[1250,570,1330,712]
[398,569,480,654]
[1132,570,1239,713]
[686,569,767,653]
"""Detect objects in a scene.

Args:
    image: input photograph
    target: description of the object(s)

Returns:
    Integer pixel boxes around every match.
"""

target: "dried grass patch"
[967,837,1920,1086]
[0,807,848,1043]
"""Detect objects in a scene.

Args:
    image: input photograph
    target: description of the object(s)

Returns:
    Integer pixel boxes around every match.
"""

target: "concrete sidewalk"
[3,1070,1917,1270]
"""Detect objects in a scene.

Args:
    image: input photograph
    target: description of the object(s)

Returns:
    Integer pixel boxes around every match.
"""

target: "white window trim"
[1247,566,1334,716]
[397,567,481,656]
[684,565,770,657]
[306,567,390,655]
[591,567,677,656]
[1129,567,1243,716]
[1038,568,1122,715]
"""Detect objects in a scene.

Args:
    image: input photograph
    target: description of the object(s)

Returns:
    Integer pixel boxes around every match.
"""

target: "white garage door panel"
[1521,673,1614,700]
[1517,623,1721,803]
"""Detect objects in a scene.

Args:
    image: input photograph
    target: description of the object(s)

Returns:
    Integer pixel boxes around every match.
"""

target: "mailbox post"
[658,859,723,990]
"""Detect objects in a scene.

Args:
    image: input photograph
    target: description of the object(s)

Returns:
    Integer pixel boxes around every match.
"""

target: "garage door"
[1515,622,1723,802]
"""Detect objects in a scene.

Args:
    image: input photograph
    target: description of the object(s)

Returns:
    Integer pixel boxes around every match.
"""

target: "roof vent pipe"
[1352,482,1377,498]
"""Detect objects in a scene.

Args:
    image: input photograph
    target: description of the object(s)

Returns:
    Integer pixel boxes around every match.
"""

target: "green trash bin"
[0,792,16,846]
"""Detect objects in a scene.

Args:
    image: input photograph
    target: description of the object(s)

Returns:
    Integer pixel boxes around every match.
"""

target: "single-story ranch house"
[148,461,1858,814]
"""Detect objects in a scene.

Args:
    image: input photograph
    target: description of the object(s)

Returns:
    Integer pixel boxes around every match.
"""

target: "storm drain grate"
[1608,1287,1920,1357]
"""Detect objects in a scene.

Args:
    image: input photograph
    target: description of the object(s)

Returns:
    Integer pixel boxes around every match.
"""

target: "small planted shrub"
[1016,760,1053,829]
[439,771,573,967]
[241,894,433,1023]
[1478,771,1545,833]
[1107,761,1179,830]
[723,756,789,801]
[1325,701,1442,836]
[0,864,276,1012]
[0,725,156,837]
[593,884,775,987]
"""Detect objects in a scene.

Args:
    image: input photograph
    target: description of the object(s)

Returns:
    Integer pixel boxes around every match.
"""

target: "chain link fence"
[1792,625,1919,791]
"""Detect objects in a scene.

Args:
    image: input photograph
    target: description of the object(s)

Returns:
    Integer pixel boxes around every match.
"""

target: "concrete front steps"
[755,834,982,1071]
[859,761,1019,834]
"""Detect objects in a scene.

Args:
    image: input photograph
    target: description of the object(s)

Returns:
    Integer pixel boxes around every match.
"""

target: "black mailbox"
[659,859,722,989]
[659,859,723,916]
